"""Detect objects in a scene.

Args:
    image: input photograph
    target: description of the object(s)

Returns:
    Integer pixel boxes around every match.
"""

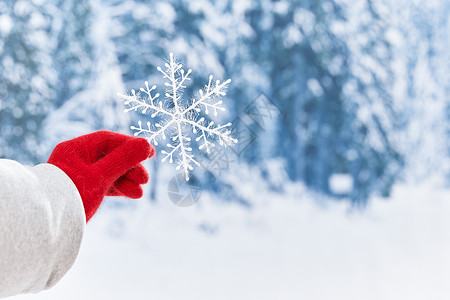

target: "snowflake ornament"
[119,53,237,181]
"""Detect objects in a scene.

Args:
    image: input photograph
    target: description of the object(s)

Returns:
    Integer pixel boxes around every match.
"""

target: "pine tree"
[238,0,403,202]
[42,0,129,154]
[0,1,57,163]
[51,0,96,108]
[386,0,449,182]
[0,0,98,163]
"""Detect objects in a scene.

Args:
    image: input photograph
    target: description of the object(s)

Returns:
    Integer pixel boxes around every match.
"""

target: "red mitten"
[48,130,155,222]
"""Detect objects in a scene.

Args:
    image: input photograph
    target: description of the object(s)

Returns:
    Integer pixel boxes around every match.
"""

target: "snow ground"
[13,178,450,300]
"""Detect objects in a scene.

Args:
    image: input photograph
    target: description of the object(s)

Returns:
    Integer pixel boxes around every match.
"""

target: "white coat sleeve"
[0,159,85,298]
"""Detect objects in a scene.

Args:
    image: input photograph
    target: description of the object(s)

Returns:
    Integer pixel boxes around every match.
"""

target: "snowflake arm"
[120,82,170,118]
[186,117,237,153]
[182,75,232,117]
[128,118,176,146]
[119,82,175,145]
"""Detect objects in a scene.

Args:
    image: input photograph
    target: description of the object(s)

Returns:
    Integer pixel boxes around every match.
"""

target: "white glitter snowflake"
[119,53,237,181]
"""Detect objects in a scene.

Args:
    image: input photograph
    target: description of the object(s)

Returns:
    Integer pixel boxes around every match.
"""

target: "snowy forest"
[0,0,448,203]
[1,0,450,299]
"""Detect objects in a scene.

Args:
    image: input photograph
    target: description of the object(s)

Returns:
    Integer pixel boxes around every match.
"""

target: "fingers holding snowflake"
[106,163,149,198]
[107,177,145,199]
[123,164,150,184]
[94,137,154,183]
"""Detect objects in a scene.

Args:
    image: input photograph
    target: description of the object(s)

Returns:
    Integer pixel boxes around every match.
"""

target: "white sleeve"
[0,159,85,298]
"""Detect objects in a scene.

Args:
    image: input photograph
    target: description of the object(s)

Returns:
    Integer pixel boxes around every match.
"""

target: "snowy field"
[13,177,450,300]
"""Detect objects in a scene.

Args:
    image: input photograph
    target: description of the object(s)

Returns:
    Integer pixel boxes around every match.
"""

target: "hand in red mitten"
[48,131,155,222]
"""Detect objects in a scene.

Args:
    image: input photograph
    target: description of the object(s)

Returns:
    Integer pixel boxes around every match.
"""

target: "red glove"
[48,131,155,222]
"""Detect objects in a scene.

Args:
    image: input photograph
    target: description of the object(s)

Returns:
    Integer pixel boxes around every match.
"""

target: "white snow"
[0,14,13,35]
[307,78,324,97]
[11,176,450,300]
[329,173,354,195]
[155,3,176,23]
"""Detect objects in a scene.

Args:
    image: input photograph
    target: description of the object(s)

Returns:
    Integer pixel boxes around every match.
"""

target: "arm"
[0,131,154,298]
[0,159,85,298]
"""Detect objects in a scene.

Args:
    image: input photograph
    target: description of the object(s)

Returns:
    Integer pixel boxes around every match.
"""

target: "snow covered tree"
[385,0,450,183]
[1,0,445,206]
[230,0,404,202]
[324,0,404,201]
[104,0,407,202]
[51,0,96,108]
[105,0,225,85]
[0,0,98,163]
[42,0,129,154]
[0,1,57,163]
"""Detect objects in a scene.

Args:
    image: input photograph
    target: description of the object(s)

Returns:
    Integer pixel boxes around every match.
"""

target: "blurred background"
[1,0,449,299]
